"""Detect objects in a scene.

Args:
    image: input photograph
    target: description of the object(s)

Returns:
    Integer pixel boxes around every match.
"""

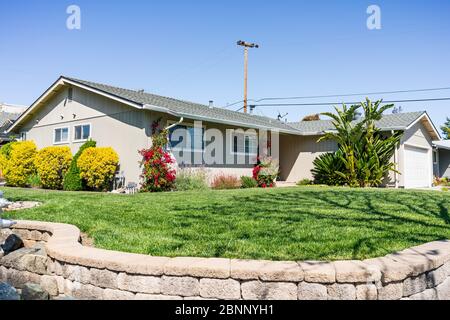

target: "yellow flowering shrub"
[77,147,119,191]
[34,146,72,189]
[3,141,37,187]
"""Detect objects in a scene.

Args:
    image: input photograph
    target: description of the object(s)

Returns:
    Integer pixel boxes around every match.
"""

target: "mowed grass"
[1,186,449,261]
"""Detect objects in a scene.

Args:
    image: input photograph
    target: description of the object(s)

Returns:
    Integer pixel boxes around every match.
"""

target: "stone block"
[356,284,377,300]
[230,259,269,280]
[386,249,442,276]
[408,288,438,300]
[7,269,40,288]
[403,274,427,297]
[89,268,118,289]
[135,293,182,300]
[164,257,230,279]
[33,255,48,275]
[72,282,104,300]
[426,267,447,288]
[436,277,450,300]
[377,282,403,300]
[29,230,43,242]
[117,273,161,294]
[298,261,335,283]
[298,282,327,300]
[48,260,64,276]
[184,296,218,300]
[63,264,91,284]
[40,275,59,296]
[103,289,135,300]
[161,276,199,297]
[259,261,303,282]
[241,281,297,300]
[55,276,65,294]
[199,278,241,300]
[0,266,7,282]
[364,257,413,283]
[22,283,49,300]
[334,260,380,283]
[13,229,30,240]
[327,283,356,300]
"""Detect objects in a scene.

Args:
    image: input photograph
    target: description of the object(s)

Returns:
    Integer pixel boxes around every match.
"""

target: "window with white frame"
[54,127,69,144]
[169,124,205,152]
[231,132,258,155]
[74,124,91,141]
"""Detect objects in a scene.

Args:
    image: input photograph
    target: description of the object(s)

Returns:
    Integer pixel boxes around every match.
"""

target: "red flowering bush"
[252,156,279,188]
[139,124,177,192]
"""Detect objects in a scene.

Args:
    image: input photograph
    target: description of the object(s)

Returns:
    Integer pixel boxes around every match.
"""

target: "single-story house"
[433,140,450,179]
[6,76,443,188]
[0,103,27,145]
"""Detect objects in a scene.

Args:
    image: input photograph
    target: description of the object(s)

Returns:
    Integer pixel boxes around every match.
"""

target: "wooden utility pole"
[237,40,259,113]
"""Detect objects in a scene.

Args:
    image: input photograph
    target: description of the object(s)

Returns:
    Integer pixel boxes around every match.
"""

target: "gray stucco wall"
[279,134,338,182]
[14,86,155,184]
[13,85,260,185]
[438,149,450,178]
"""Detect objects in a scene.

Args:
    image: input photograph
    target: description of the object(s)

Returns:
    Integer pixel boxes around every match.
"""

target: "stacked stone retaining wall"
[1,220,449,300]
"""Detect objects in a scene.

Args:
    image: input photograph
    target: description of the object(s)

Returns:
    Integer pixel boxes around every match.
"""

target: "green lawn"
[1,186,449,261]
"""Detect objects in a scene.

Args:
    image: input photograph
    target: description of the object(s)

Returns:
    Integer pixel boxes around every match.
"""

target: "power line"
[251,97,450,108]
[224,86,450,109]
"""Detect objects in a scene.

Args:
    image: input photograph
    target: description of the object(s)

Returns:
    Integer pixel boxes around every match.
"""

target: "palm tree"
[313,98,402,187]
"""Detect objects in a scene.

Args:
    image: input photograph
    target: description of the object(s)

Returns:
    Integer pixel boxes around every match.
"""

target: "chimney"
[209,100,214,108]
[249,105,255,115]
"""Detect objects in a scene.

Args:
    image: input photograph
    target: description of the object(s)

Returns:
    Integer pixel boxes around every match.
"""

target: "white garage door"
[404,145,431,188]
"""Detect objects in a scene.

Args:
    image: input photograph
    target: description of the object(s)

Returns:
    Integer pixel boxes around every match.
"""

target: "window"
[74,124,91,141]
[433,150,438,164]
[20,132,27,141]
[169,124,204,152]
[54,127,69,144]
[68,87,73,103]
[232,133,258,155]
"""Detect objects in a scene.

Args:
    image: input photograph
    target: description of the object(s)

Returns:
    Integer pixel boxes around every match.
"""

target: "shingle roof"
[62,77,428,136]
[0,112,20,132]
[65,77,298,133]
[289,111,425,134]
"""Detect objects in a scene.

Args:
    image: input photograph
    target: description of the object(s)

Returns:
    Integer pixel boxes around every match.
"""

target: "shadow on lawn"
[169,189,450,260]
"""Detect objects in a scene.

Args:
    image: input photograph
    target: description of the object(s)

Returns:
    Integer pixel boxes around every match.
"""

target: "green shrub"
[77,147,119,191]
[311,151,346,186]
[314,100,402,187]
[35,146,72,189]
[3,141,37,187]
[175,168,209,191]
[27,174,41,188]
[0,141,17,159]
[63,140,97,191]
[297,178,313,186]
[211,174,241,190]
[240,176,258,189]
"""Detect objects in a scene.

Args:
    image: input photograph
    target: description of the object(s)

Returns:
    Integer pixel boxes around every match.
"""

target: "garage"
[404,145,432,188]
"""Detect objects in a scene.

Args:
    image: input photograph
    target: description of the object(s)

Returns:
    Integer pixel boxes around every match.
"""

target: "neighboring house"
[6,76,442,188]
[0,103,26,145]
[433,140,450,179]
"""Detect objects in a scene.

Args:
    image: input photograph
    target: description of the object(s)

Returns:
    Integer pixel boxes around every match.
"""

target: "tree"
[313,98,402,187]
[302,114,320,122]
[441,117,450,140]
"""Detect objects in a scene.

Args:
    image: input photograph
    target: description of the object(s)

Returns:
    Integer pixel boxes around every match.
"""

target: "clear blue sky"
[1,0,449,130]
